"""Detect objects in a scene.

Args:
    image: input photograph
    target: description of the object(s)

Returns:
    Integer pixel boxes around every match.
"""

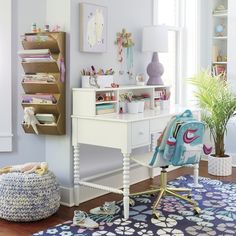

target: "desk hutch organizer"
[21,32,65,135]
[73,85,170,116]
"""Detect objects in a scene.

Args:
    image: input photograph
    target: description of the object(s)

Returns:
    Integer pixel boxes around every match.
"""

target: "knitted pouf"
[0,171,60,222]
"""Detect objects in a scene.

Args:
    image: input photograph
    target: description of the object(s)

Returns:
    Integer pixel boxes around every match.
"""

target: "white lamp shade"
[142,25,168,53]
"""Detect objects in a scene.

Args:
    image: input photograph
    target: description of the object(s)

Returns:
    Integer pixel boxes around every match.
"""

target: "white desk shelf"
[73,85,170,116]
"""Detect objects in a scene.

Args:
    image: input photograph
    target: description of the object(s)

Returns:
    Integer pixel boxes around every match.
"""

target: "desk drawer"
[131,120,150,147]
[150,116,170,133]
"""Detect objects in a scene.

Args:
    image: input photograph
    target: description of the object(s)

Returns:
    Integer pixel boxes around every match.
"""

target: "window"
[0,1,12,152]
[153,0,199,105]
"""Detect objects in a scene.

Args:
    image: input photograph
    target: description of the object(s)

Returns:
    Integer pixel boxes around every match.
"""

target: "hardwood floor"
[0,161,235,236]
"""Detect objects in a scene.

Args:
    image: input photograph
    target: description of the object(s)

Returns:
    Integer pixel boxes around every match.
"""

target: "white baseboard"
[59,164,180,207]
[60,186,74,207]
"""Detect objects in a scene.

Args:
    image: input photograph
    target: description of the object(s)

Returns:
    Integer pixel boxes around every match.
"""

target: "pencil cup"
[161,100,170,110]
[119,102,127,113]
[127,102,139,114]
[138,100,145,113]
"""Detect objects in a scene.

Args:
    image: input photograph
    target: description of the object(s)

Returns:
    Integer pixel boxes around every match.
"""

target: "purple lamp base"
[146,52,164,85]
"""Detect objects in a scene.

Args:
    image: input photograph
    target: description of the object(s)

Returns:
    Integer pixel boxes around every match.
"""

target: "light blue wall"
[69,0,153,178]
[1,0,153,187]
[0,0,47,165]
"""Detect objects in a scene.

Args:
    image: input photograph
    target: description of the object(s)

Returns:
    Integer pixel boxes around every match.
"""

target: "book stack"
[212,65,226,80]
[35,113,56,125]
[22,94,57,104]
[96,104,115,115]
[23,35,49,42]
[18,49,54,62]
[22,73,56,83]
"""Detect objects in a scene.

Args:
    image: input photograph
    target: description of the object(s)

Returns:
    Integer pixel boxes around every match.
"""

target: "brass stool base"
[130,168,201,218]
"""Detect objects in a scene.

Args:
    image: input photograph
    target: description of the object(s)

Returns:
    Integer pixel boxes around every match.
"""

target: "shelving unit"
[20,32,66,135]
[72,85,170,117]
[211,0,228,79]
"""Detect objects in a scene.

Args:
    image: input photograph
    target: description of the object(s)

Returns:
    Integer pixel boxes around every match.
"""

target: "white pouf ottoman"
[0,171,60,222]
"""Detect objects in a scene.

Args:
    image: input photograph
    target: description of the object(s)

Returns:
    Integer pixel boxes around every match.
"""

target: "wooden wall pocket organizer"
[20,32,66,135]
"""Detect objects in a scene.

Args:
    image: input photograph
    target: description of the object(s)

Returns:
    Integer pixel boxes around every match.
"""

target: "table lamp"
[142,25,168,85]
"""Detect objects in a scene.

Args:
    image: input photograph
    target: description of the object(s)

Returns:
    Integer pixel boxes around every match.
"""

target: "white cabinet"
[227,0,236,92]
[211,0,228,79]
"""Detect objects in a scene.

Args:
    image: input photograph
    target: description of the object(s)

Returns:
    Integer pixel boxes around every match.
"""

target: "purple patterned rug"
[33,175,236,236]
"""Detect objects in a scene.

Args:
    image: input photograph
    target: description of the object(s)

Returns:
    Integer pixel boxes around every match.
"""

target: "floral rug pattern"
[33,175,236,236]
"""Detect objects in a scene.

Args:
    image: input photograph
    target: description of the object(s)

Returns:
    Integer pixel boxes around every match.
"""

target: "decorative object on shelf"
[51,24,60,32]
[23,107,40,135]
[142,25,168,85]
[111,82,119,88]
[217,53,223,62]
[189,71,236,176]
[115,28,135,78]
[222,55,227,62]
[213,4,226,13]
[135,73,146,86]
[215,24,225,37]
[44,24,50,32]
[31,22,37,33]
[79,3,107,53]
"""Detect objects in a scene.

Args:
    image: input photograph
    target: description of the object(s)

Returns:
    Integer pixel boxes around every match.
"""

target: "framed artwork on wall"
[79,3,107,53]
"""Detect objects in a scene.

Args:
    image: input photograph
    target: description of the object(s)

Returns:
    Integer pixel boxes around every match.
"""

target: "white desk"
[72,106,200,219]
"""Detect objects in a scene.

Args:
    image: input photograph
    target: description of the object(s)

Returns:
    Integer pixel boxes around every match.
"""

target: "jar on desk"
[144,98,151,110]
[154,98,161,111]
[160,99,170,110]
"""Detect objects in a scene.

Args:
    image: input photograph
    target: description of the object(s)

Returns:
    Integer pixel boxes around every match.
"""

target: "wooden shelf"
[20,32,65,135]
[22,61,59,74]
[213,36,227,40]
[22,73,63,94]
[22,94,63,114]
[95,101,117,105]
[212,11,228,17]
[212,61,227,64]
[22,36,60,53]
[22,114,64,135]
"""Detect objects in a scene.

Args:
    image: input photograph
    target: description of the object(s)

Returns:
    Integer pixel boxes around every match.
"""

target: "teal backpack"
[149,110,205,167]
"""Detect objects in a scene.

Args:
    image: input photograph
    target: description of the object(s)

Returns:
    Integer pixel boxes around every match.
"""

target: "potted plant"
[189,71,236,176]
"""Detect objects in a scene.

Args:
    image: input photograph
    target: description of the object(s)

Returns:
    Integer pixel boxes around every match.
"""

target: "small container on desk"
[119,101,127,113]
[160,99,170,111]
[138,100,145,113]
[127,102,139,114]
[82,75,114,88]
[154,98,161,111]
[143,98,151,110]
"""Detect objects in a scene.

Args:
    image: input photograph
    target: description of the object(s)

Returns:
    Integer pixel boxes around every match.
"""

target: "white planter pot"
[208,154,232,176]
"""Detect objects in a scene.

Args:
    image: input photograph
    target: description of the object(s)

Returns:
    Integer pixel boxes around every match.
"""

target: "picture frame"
[79,3,107,53]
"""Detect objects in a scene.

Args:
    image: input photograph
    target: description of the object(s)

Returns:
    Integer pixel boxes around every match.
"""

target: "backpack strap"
[176,109,193,119]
